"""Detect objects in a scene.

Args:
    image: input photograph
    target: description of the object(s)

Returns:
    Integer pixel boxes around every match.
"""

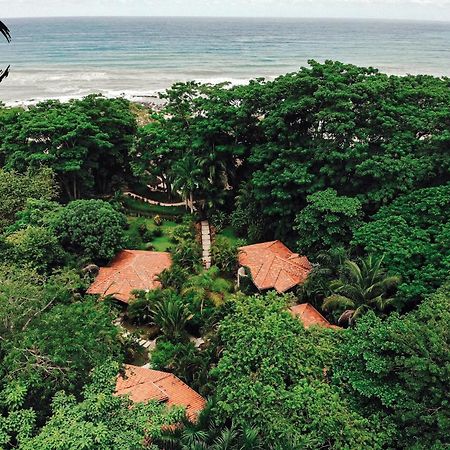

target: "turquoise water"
[0,17,449,104]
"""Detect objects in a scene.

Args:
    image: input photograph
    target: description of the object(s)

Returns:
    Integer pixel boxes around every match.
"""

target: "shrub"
[51,200,127,264]
[169,221,195,244]
[4,226,67,273]
[172,240,202,272]
[210,210,228,234]
[211,236,238,276]
[158,265,189,291]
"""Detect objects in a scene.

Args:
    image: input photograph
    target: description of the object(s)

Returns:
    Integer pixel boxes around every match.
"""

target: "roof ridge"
[254,254,276,286]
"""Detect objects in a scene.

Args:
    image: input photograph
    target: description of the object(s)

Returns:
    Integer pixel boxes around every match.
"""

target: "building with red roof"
[87,250,172,304]
[115,365,206,421]
[238,241,312,293]
[290,303,340,329]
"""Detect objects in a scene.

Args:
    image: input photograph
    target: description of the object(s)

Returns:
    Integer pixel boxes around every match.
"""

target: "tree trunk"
[61,177,73,201]
[189,191,194,214]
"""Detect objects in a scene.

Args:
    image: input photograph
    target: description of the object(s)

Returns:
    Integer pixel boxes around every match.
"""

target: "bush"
[158,265,189,291]
[151,340,197,374]
[172,240,202,272]
[127,289,166,325]
[4,226,67,273]
[51,200,127,264]
[169,222,195,244]
[210,210,228,234]
[211,236,238,276]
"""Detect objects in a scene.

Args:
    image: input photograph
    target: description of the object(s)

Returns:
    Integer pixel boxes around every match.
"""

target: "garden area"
[126,216,180,252]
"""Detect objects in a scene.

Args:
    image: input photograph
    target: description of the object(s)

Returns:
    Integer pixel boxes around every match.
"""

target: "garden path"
[201,220,212,269]
[124,191,200,211]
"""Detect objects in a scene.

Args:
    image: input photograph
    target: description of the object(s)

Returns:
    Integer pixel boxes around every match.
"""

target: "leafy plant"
[322,255,400,326]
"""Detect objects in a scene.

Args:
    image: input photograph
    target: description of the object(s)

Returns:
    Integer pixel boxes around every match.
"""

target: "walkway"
[113,318,156,351]
[124,191,188,208]
[201,220,212,269]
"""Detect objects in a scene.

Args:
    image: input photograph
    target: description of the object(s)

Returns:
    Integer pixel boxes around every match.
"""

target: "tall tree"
[213,292,386,448]
[335,284,450,449]
[50,199,127,264]
[295,188,362,255]
[171,154,203,213]
[353,184,450,305]
[1,96,137,199]
[0,169,57,230]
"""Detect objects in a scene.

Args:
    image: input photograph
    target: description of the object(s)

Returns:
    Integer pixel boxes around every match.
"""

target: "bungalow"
[115,364,206,421]
[87,250,172,304]
[290,303,341,330]
[238,241,312,293]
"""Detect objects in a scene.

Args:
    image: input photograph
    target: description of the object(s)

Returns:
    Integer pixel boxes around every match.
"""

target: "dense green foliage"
[18,363,182,450]
[213,292,387,448]
[322,255,400,325]
[295,188,362,255]
[51,199,128,264]
[335,284,450,448]
[0,61,449,448]
[353,184,450,303]
[0,96,137,200]
[0,169,56,230]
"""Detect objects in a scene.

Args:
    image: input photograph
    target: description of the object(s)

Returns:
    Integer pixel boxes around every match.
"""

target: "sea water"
[1,17,449,105]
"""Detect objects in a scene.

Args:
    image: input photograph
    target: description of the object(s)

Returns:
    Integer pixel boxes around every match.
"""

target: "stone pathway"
[113,318,156,351]
[201,220,212,269]
[124,191,196,210]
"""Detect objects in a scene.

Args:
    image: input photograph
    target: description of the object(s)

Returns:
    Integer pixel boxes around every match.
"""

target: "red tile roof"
[290,303,340,329]
[87,250,172,304]
[115,365,206,420]
[238,241,312,293]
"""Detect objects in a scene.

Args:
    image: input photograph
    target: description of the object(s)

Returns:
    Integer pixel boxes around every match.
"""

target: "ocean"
[1,17,449,105]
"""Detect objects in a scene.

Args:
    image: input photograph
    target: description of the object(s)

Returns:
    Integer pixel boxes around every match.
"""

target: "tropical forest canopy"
[0,61,448,449]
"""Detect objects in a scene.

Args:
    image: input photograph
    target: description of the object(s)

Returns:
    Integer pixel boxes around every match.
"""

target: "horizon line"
[3,15,450,24]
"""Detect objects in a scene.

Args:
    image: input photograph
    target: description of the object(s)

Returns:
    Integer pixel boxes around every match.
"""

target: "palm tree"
[322,255,400,326]
[182,266,232,313]
[155,402,262,450]
[0,20,11,83]
[196,150,231,190]
[150,294,193,342]
[172,154,203,213]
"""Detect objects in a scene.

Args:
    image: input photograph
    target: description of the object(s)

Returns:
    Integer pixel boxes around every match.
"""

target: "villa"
[290,303,341,329]
[115,365,206,421]
[87,249,172,304]
[238,241,312,293]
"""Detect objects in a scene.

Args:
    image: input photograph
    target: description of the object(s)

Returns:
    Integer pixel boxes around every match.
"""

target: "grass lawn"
[126,217,179,252]
[149,220,178,251]
[218,226,242,246]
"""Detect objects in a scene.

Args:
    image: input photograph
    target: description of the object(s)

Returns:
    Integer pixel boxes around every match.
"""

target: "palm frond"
[0,21,11,42]
[322,294,355,311]
[344,259,363,284]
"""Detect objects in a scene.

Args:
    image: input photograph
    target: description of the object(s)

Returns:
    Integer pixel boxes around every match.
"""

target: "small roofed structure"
[115,365,206,421]
[87,250,172,304]
[290,303,340,329]
[238,241,312,293]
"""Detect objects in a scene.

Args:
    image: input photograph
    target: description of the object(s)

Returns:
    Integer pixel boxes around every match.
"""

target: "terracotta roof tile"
[238,241,312,293]
[87,250,172,304]
[290,303,340,329]
[115,365,206,420]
